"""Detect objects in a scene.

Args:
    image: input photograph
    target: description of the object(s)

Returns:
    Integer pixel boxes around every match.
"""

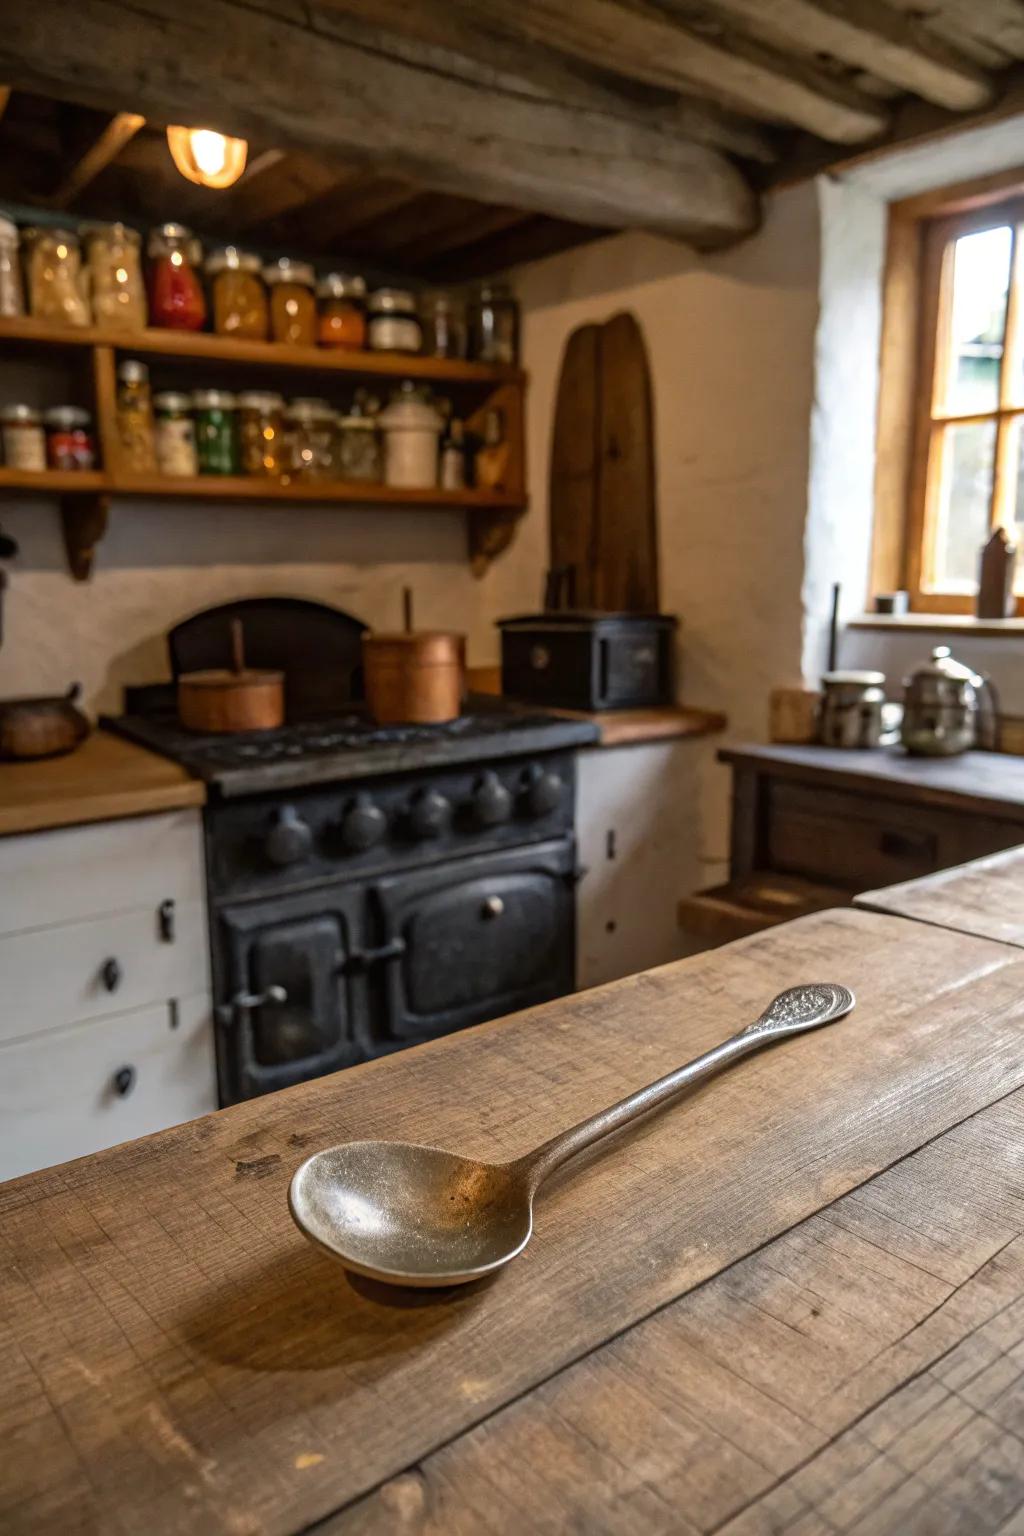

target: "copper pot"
[0,682,90,760]
[362,631,465,724]
[178,619,284,734]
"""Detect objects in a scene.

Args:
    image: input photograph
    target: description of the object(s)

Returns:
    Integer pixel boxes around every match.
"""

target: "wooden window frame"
[873,166,1024,616]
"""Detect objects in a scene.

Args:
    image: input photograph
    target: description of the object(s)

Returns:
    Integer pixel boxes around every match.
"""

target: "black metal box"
[499,612,677,711]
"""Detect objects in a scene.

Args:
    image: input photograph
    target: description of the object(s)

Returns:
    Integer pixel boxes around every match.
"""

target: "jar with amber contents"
[206,247,268,340]
[238,391,285,476]
[22,228,90,327]
[263,259,316,347]
[84,223,146,331]
[317,273,366,349]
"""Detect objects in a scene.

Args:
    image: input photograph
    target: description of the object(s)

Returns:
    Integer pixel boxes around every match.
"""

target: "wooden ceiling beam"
[362,0,890,144]
[0,0,760,248]
[703,0,992,111]
[396,207,532,270]
[46,110,144,208]
[312,0,780,164]
[429,217,609,283]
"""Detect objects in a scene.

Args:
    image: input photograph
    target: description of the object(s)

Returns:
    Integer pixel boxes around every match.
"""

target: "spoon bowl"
[289,983,855,1287]
[289,1140,533,1286]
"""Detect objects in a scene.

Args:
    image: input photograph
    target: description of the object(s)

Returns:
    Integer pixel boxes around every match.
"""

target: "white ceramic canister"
[378,385,443,490]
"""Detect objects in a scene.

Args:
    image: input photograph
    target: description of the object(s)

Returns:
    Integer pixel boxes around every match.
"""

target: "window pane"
[930,419,996,590]
[940,225,1011,415]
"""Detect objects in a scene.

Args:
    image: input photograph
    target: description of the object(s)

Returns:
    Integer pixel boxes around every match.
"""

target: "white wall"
[483,183,822,874]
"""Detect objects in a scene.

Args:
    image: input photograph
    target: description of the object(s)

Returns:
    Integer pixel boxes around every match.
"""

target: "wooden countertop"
[6,906,1024,1533]
[466,667,726,746]
[0,728,205,836]
[859,842,1024,947]
[722,740,1024,821]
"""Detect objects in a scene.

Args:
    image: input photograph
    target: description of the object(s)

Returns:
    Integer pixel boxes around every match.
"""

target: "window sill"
[850,614,1024,638]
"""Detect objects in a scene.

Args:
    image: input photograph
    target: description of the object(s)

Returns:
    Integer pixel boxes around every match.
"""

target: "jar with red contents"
[44,407,96,471]
[147,223,207,331]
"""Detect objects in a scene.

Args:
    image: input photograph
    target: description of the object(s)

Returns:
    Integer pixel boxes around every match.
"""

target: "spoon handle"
[521,982,854,1190]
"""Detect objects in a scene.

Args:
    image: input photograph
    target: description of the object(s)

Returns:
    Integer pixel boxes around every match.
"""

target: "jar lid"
[289,395,333,414]
[206,245,262,275]
[22,226,80,249]
[370,287,417,314]
[0,403,41,424]
[478,281,512,300]
[152,222,193,240]
[263,257,315,287]
[83,221,141,247]
[318,272,367,300]
[339,414,377,430]
[192,389,237,409]
[153,392,193,412]
[237,391,285,409]
[424,290,463,313]
[821,670,886,687]
[43,406,91,429]
[118,359,150,385]
[286,399,336,423]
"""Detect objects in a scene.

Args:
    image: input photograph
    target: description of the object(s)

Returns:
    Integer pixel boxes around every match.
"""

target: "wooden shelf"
[0,319,528,580]
[0,316,524,386]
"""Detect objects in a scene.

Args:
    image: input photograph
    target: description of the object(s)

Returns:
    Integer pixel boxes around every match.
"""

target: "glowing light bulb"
[190,130,228,178]
[166,125,248,189]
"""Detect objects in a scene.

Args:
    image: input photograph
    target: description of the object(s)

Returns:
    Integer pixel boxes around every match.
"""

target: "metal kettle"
[899,645,998,756]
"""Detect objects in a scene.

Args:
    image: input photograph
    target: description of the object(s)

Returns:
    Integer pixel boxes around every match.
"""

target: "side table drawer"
[0,900,209,1046]
[0,993,216,1182]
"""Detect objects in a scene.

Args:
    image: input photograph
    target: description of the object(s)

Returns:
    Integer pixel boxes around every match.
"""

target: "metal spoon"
[289,982,855,1288]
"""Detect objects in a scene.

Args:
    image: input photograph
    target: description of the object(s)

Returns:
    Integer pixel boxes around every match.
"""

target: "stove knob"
[471,770,512,827]
[407,788,451,839]
[265,805,313,866]
[521,763,564,817]
[340,793,387,852]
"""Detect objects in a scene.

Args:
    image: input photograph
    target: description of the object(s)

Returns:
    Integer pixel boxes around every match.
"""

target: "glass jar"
[422,292,467,360]
[153,392,198,477]
[22,228,90,328]
[1,404,46,471]
[44,407,95,471]
[84,223,146,331]
[337,407,382,484]
[284,397,335,479]
[147,224,206,331]
[317,273,366,349]
[471,283,519,364]
[206,247,268,340]
[238,391,285,476]
[378,382,443,489]
[264,259,316,347]
[193,389,239,474]
[0,218,24,318]
[367,289,422,354]
[116,359,156,474]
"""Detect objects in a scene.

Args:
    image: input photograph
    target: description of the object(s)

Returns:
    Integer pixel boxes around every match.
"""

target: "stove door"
[215,886,367,1102]
[371,836,576,1045]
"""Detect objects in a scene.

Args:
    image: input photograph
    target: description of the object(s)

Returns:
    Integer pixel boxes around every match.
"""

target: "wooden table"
[859,842,1024,948]
[5,906,1024,1534]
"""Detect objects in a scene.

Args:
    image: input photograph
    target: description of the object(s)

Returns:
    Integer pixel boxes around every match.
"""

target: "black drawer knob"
[472,771,512,828]
[340,793,387,852]
[265,805,314,866]
[112,1065,136,1098]
[407,788,451,839]
[101,957,122,993]
[522,764,563,817]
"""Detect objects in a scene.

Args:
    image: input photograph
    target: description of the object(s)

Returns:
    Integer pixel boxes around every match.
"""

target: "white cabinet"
[575,741,707,991]
[0,809,216,1181]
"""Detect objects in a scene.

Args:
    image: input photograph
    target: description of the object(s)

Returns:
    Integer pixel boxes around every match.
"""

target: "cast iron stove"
[106,598,598,1105]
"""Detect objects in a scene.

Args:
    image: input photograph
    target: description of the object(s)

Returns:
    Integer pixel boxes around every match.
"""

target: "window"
[874,177,1024,616]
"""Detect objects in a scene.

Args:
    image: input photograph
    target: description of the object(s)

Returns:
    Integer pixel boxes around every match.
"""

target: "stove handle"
[215,984,287,1027]
[339,938,407,973]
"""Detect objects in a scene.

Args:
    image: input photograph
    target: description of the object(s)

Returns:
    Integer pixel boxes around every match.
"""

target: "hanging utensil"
[290,982,855,1287]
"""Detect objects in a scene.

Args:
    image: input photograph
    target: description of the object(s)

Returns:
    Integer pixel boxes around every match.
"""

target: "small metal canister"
[819,670,887,749]
[900,645,991,756]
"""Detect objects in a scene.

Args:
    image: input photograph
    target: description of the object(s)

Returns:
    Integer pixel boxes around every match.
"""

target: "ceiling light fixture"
[166,126,248,189]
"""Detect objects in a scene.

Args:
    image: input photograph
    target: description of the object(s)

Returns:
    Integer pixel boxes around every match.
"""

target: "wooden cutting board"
[549,310,659,611]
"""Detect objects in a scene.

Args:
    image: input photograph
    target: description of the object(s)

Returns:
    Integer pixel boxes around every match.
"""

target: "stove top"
[104,697,599,798]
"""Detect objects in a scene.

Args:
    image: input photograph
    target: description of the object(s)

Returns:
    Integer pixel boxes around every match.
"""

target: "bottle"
[116,359,157,473]
[473,408,509,491]
[977,527,1017,618]
[439,417,467,490]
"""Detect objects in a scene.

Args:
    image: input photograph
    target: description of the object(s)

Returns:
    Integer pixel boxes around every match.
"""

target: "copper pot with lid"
[362,588,465,725]
[178,619,284,734]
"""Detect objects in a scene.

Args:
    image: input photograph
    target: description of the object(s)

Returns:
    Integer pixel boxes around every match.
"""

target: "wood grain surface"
[5,908,1024,1533]
[0,730,204,837]
[858,843,1024,947]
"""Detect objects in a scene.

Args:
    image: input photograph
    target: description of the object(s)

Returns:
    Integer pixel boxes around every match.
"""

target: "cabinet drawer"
[0,810,204,937]
[0,900,209,1046]
[0,993,216,1182]
[766,781,1023,890]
